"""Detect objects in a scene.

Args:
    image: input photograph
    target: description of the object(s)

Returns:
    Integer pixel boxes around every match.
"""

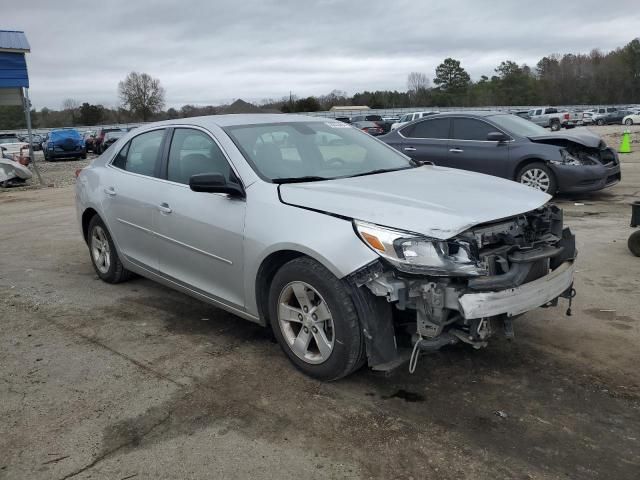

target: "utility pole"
[22,88,44,185]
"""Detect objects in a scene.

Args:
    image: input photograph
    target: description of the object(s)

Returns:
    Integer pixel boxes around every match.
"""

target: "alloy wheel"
[520,168,551,192]
[91,226,111,274]
[277,281,335,365]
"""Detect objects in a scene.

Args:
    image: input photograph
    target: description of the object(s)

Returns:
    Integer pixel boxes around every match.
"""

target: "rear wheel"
[88,216,131,283]
[596,119,605,126]
[550,120,561,131]
[629,231,640,257]
[517,162,557,194]
[268,257,365,381]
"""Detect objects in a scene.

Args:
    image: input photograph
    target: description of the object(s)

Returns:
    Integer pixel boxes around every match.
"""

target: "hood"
[279,166,550,239]
[528,130,602,148]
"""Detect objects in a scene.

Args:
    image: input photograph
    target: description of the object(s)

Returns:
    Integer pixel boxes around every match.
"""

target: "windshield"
[224,121,414,182]
[488,114,549,137]
[50,130,82,140]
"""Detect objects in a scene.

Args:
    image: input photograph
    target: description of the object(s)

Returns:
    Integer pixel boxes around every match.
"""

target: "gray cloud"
[5,0,639,109]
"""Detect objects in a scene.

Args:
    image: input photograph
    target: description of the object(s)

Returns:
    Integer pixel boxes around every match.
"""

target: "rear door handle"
[104,187,116,196]
[158,202,172,214]
[449,148,464,153]
[403,147,416,152]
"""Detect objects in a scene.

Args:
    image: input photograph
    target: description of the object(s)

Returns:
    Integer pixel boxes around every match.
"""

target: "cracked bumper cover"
[458,260,575,319]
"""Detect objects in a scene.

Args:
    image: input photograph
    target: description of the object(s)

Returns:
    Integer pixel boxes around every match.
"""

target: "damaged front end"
[347,204,576,371]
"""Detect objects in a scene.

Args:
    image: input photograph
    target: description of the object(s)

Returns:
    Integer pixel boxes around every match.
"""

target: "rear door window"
[402,118,450,139]
[451,118,495,141]
[112,129,164,176]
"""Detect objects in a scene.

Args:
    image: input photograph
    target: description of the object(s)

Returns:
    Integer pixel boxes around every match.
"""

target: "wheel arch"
[513,157,548,181]
[81,208,100,244]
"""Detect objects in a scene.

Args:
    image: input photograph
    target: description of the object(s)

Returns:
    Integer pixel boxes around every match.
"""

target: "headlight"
[552,149,597,166]
[354,220,486,276]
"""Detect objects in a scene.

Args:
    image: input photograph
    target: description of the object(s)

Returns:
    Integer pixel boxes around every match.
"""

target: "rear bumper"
[459,260,575,319]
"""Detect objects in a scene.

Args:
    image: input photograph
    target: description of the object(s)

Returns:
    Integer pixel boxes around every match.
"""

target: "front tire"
[596,119,605,126]
[517,162,557,194]
[625,119,633,126]
[268,257,365,381]
[629,231,640,257]
[88,216,131,283]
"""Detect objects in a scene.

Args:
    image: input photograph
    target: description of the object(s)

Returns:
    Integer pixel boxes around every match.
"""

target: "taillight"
[564,113,570,120]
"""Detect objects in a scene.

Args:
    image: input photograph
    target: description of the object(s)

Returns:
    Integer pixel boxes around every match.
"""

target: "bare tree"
[407,72,429,93]
[118,72,166,122]
[61,98,80,125]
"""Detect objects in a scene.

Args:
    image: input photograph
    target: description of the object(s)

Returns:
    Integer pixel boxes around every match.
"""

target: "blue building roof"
[0,31,31,52]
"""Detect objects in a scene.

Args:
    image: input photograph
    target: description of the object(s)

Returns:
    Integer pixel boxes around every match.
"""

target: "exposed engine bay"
[348,204,576,370]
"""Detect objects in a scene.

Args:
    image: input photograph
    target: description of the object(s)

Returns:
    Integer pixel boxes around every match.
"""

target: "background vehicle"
[83,131,97,152]
[622,112,640,125]
[350,114,393,133]
[101,130,126,150]
[391,111,439,130]
[94,127,124,153]
[0,134,30,159]
[334,117,351,123]
[380,111,620,194]
[43,129,86,161]
[75,114,576,380]
[527,107,581,131]
[351,120,384,135]
[590,107,633,126]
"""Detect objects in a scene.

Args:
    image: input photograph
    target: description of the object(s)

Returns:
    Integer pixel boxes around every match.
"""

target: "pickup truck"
[527,107,581,131]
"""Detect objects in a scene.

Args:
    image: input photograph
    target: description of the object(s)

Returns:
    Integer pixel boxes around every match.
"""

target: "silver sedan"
[76,114,576,380]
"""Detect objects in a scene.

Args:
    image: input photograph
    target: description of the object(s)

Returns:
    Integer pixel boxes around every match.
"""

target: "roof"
[135,114,329,131]
[0,31,30,52]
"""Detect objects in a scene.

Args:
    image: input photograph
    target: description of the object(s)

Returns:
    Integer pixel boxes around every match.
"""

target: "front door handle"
[403,147,416,152]
[158,202,172,214]
[449,148,464,153]
[104,187,116,196]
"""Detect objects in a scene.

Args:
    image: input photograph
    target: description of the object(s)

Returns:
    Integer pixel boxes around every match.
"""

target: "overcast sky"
[5,0,639,109]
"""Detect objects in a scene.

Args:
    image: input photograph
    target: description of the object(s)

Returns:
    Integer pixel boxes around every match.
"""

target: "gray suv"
[380,111,621,194]
[76,114,576,380]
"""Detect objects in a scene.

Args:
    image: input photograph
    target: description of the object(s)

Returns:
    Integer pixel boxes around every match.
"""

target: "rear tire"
[517,162,557,194]
[629,231,640,257]
[596,119,605,126]
[268,257,365,381]
[87,215,131,284]
[550,120,561,131]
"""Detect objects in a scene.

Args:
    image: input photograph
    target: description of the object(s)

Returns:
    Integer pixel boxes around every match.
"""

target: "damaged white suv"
[76,114,576,380]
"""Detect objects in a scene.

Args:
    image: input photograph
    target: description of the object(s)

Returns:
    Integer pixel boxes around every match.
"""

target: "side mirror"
[487,131,509,142]
[189,173,244,197]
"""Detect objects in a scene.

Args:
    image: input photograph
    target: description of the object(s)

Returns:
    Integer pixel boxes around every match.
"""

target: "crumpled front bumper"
[458,260,575,319]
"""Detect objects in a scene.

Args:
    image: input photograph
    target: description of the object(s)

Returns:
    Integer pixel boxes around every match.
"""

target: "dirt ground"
[1,125,639,479]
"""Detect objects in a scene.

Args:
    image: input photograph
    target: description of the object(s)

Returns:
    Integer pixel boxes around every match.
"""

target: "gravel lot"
[1,124,639,479]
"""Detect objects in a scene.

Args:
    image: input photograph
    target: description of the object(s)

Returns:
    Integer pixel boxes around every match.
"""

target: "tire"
[596,119,605,126]
[268,257,365,381]
[80,152,87,159]
[625,119,633,126]
[629,231,640,257]
[550,120,561,131]
[87,215,131,284]
[517,162,557,194]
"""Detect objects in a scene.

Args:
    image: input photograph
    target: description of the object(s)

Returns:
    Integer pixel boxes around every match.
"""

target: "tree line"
[1,38,639,130]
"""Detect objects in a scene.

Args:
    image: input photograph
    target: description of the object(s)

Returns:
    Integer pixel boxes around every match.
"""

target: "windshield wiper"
[345,165,417,179]
[272,176,330,184]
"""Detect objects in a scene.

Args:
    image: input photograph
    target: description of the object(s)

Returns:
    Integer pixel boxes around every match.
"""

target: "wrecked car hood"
[528,130,602,148]
[279,166,550,239]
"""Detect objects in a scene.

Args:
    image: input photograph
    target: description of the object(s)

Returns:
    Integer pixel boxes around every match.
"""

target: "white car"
[0,134,30,160]
[622,113,640,126]
[391,111,439,130]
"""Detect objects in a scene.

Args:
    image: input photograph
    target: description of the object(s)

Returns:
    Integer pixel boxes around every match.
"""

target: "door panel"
[447,118,511,178]
[397,117,451,165]
[155,128,246,308]
[101,129,167,270]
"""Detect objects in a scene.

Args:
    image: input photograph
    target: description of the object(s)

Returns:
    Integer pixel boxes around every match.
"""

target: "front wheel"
[268,257,365,381]
[87,216,131,283]
[517,162,557,194]
[629,231,640,257]
[596,119,605,126]
[625,119,633,126]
